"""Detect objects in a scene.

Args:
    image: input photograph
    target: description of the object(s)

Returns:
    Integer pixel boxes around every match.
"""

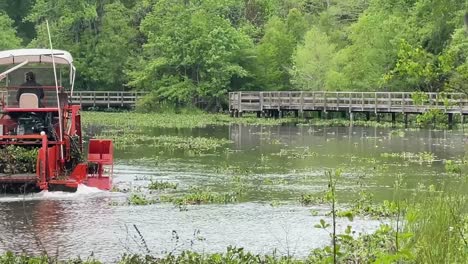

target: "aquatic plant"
[0,252,100,264]
[82,112,297,129]
[120,246,302,264]
[444,160,463,175]
[337,192,401,219]
[128,193,156,206]
[300,191,328,206]
[389,129,405,138]
[416,109,447,127]
[163,188,238,207]
[95,130,232,154]
[272,147,318,159]
[147,180,178,191]
[381,151,436,164]
[403,185,468,263]
[298,119,405,128]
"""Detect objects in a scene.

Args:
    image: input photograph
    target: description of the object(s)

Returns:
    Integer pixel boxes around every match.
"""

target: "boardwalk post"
[107,92,110,109]
[324,91,327,113]
[402,92,405,112]
[260,92,264,113]
[300,91,304,114]
[404,113,409,128]
[361,92,364,111]
[350,112,354,126]
[337,92,340,110]
[312,92,316,110]
[448,113,454,129]
[348,92,351,113]
[238,91,242,115]
[228,92,232,115]
[374,93,377,113]
[388,93,392,112]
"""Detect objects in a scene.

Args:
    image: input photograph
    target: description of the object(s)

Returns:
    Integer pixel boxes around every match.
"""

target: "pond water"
[0,124,466,262]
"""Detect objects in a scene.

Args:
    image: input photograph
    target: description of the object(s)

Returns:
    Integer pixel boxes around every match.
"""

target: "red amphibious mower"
[0,49,113,192]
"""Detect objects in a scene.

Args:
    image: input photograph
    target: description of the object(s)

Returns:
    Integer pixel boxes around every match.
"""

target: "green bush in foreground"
[0,248,302,264]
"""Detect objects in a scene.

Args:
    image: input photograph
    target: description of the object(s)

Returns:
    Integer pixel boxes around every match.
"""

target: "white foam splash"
[39,184,103,198]
[0,184,105,202]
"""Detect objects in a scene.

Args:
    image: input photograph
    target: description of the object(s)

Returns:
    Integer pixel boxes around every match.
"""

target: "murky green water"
[0,124,466,262]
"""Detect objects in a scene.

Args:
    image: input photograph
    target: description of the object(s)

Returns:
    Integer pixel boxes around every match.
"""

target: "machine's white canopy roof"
[0,49,74,66]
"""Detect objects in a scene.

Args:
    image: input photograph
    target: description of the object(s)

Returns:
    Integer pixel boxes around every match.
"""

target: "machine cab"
[0,49,76,138]
[0,49,112,192]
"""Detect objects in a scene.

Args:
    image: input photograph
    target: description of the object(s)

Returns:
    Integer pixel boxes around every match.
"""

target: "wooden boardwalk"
[0,90,148,108]
[229,91,468,117]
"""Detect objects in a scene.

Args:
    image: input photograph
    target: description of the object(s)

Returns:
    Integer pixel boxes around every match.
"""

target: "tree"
[253,8,308,90]
[328,11,405,91]
[385,40,449,92]
[82,2,138,90]
[0,13,21,50]
[27,0,138,90]
[291,27,335,90]
[443,28,468,94]
[128,0,254,105]
[0,0,35,44]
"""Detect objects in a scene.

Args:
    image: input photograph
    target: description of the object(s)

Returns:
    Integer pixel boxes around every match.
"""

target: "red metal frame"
[0,86,113,192]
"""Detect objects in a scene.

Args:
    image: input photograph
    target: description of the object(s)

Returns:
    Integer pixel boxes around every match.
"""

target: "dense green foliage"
[1,0,467,106]
[0,146,38,174]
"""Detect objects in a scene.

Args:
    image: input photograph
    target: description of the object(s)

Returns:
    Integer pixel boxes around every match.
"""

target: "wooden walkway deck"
[229,91,468,116]
[0,91,148,108]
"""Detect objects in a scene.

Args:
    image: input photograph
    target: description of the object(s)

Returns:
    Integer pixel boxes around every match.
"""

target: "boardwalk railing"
[0,90,148,108]
[229,91,468,115]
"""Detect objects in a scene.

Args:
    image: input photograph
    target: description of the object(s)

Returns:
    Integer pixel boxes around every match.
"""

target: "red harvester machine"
[0,49,113,192]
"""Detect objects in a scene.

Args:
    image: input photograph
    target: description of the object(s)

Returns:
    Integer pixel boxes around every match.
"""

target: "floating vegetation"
[272,147,318,159]
[127,193,157,206]
[336,192,401,218]
[0,146,38,174]
[82,112,296,129]
[444,160,463,175]
[95,131,231,154]
[380,151,436,164]
[300,191,328,206]
[163,188,238,206]
[389,129,406,137]
[147,180,178,191]
[299,119,405,128]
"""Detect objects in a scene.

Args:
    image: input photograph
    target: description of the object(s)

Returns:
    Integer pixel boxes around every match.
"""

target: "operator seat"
[19,93,39,108]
